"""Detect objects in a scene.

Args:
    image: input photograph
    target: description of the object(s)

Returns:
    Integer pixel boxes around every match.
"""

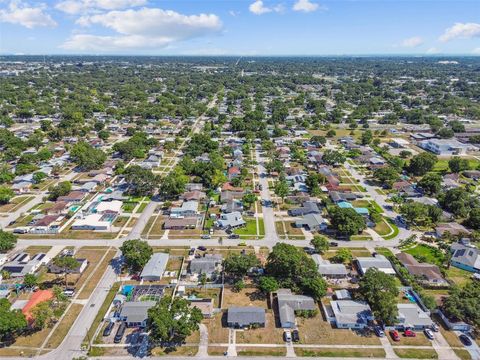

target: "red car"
[404,329,416,337]
[390,330,400,342]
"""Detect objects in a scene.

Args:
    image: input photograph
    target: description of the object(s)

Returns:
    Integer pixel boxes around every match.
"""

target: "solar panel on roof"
[37,254,45,261]
[454,249,466,257]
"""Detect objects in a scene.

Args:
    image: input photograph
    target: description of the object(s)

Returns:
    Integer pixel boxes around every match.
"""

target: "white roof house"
[71,214,111,231]
[171,201,198,218]
[140,253,169,281]
[356,254,396,275]
[216,212,246,229]
[96,200,122,213]
[312,254,348,278]
[396,303,433,330]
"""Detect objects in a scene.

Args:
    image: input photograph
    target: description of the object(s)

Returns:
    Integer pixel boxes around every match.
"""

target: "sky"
[0,0,479,56]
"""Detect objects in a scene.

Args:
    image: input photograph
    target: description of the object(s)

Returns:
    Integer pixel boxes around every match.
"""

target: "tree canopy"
[120,239,153,272]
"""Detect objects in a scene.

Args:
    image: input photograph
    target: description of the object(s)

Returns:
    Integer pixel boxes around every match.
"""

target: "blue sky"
[0,0,479,55]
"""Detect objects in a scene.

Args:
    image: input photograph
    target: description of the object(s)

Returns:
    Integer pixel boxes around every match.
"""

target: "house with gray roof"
[288,201,321,217]
[312,254,348,279]
[450,241,480,273]
[140,253,169,281]
[120,301,156,327]
[227,307,265,328]
[276,289,316,328]
[396,303,433,330]
[295,213,327,231]
[170,201,198,218]
[329,300,374,329]
[189,254,223,276]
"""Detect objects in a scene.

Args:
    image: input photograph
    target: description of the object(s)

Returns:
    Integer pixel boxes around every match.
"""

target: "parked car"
[390,330,400,342]
[201,235,211,239]
[374,326,385,337]
[329,242,339,247]
[424,329,434,340]
[459,334,473,346]
[103,322,115,337]
[430,323,439,332]
[114,322,126,343]
[283,330,292,342]
[228,234,240,239]
[189,248,195,255]
[404,329,416,337]
[197,246,207,251]
[292,330,300,342]
[303,247,315,254]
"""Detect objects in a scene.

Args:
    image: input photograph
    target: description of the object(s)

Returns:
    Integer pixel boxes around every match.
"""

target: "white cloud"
[439,22,480,42]
[426,47,439,54]
[0,0,56,28]
[401,36,423,48]
[61,7,222,52]
[229,10,239,17]
[248,0,283,15]
[249,0,272,15]
[55,0,147,14]
[293,0,319,13]
[473,48,480,55]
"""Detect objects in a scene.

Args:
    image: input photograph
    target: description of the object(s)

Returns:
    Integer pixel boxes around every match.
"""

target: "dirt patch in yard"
[297,311,380,345]
[205,312,229,344]
[222,287,268,309]
[236,312,284,344]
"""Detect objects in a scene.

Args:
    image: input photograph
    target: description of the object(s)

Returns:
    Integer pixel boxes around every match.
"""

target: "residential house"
[435,223,471,238]
[221,199,243,214]
[181,190,207,202]
[396,303,433,330]
[140,253,169,281]
[228,166,241,180]
[189,254,223,277]
[1,253,48,278]
[450,241,480,273]
[295,213,328,231]
[216,212,245,229]
[312,254,348,279]
[22,290,54,324]
[120,301,156,327]
[170,201,198,218]
[57,191,86,203]
[227,307,266,328]
[164,217,198,230]
[396,253,448,286]
[329,300,374,329]
[277,289,316,328]
[356,254,396,275]
[189,298,214,318]
[288,201,321,217]
[71,214,112,231]
[46,201,69,216]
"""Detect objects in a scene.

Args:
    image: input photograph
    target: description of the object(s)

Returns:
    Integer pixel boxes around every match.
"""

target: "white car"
[424,328,434,340]
[283,330,292,342]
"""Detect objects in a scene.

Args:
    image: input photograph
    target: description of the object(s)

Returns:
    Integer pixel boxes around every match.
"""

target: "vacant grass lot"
[234,218,265,237]
[445,266,472,286]
[151,346,198,356]
[76,248,116,299]
[295,347,386,357]
[0,195,35,213]
[237,347,286,356]
[393,348,438,359]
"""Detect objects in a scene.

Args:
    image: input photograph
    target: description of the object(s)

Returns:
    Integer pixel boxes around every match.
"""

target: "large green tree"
[417,173,442,195]
[359,268,399,325]
[443,281,480,329]
[329,207,366,236]
[70,141,106,170]
[147,296,203,345]
[120,239,153,272]
[310,235,329,254]
[322,150,346,166]
[0,298,27,341]
[0,230,17,252]
[448,157,470,173]
[406,152,437,176]
[0,186,14,204]
[223,253,260,279]
[124,165,159,197]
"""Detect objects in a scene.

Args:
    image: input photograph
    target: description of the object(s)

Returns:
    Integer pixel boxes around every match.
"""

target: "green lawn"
[374,219,392,236]
[404,244,445,266]
[234,218,264,237]
[445,266,473,286]
[432,159,480,173]
[135,202,148,213]
[383,218,400,240]
[122,201,138,213]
